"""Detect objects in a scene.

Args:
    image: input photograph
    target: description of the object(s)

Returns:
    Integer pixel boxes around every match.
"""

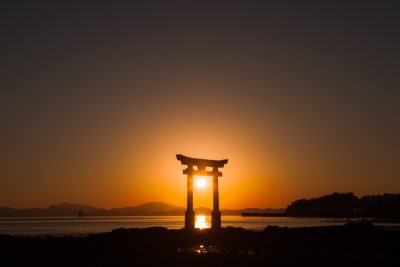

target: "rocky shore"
[0,222,399,266]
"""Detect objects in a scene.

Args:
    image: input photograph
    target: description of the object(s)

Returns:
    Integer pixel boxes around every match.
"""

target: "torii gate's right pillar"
[212,171,221,228]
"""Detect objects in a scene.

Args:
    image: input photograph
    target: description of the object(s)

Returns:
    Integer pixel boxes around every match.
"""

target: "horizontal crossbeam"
[183,169,223,177]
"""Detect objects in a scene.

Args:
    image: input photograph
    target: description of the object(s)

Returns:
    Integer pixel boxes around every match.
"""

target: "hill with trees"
[286,192,400,218]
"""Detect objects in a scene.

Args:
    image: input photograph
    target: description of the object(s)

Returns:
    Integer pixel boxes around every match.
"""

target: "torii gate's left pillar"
[185,165,195,229]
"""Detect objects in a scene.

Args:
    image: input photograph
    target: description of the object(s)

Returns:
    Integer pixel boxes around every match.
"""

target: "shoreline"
[1,222,399,266]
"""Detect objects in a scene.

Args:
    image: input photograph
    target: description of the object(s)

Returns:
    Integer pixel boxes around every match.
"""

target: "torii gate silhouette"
[176,154,228,229]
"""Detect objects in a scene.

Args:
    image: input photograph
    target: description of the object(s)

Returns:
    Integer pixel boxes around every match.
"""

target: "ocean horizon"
[1,216,399,236]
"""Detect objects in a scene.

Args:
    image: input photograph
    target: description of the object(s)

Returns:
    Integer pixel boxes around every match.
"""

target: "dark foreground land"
[0,223,399,266]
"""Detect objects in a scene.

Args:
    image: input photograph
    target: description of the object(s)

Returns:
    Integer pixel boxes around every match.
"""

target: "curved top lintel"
[176,154,228,168]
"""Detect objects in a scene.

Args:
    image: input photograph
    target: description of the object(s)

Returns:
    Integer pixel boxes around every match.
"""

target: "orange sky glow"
[1,2,399,210]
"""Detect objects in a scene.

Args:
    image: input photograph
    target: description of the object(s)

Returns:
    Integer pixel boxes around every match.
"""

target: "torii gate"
[176,154,228,229]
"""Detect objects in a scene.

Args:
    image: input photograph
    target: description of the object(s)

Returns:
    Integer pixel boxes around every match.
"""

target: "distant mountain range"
[3,192,399,218]
[0,202,284,217]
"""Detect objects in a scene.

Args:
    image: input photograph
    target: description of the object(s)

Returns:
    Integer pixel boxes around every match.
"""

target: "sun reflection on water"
[195,215,208,229]
[178,245,257,256]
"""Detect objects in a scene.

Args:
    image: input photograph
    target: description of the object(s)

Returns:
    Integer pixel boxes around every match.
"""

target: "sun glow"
[196,177,207,188]
[195,215,208,229]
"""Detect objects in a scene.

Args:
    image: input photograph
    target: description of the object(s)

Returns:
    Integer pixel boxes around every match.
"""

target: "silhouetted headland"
[286,192,400,219]
[1,222,399,266]
[243,192,400,219]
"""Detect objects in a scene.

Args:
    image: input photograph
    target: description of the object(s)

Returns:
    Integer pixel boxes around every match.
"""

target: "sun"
[196,177,207,188]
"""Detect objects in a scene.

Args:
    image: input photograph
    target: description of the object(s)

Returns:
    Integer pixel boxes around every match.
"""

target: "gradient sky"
[1,1,399,209]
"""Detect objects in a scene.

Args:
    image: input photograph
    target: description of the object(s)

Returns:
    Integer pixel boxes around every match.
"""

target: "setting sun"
[196,178,207,188]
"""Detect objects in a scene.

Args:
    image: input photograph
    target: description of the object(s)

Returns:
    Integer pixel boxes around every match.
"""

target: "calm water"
[0,216,398,236]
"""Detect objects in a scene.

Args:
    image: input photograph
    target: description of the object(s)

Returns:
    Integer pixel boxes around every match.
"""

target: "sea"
[1,216,399,236]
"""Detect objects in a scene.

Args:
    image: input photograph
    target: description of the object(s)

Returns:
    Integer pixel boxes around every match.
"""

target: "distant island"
[0,202,284,217]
